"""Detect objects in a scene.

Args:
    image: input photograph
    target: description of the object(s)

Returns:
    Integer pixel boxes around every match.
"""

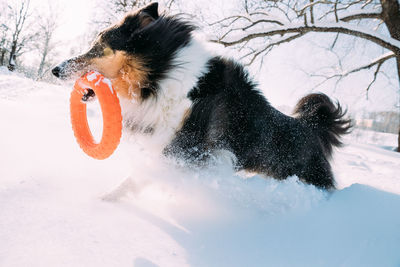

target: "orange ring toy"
[70,71,122,160]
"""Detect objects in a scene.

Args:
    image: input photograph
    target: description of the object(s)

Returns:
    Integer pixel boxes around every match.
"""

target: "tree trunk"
[380,0,400,152]
[8,41,17,71]
[37,36,50,78]
[37,50,47,78]
[0,49,5,66]
[397,125,400,152]
[397,57,400,152]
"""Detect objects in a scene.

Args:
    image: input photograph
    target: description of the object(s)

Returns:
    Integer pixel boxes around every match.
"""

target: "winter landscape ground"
[0,69,399,266]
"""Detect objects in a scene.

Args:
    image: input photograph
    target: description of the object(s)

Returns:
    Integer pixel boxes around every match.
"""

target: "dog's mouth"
[82,88,96,102]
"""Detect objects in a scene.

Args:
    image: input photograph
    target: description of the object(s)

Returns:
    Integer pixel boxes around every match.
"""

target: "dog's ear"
[140,2,159,20]
[118,3,159,33]
[138,2,159,28]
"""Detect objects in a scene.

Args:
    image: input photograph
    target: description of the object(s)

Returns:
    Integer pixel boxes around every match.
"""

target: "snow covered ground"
[1,70,399,267]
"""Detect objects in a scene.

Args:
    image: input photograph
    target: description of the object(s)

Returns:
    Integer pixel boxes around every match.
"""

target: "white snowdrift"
[0,73,399,267]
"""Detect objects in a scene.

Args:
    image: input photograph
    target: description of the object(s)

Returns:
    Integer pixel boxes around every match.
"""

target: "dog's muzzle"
[52,57,88,80]
[51,60,70,79]
[52,59,96,102]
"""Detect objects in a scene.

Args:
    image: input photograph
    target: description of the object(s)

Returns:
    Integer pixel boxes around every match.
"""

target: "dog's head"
[52,2,195,100]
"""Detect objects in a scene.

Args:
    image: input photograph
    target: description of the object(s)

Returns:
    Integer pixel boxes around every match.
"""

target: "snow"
[79,71,115,95]
[1,72,400,266]
[86,71,100,81]
[103,78,115,95]
[0,66,10,75]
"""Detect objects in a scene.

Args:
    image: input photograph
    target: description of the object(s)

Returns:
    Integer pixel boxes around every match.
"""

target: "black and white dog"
[52,2,351,190]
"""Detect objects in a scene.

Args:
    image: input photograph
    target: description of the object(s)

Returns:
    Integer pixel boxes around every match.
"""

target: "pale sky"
[36,0,94,42]
[14,0,96,66]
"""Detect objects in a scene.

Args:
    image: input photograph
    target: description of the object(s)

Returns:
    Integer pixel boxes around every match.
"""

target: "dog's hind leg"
[300,158,335,190]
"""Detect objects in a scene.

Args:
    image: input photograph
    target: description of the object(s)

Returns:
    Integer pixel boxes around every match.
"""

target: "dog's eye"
[103,47,113,56]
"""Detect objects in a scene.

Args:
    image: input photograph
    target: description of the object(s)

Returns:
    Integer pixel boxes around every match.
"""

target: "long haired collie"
[52,2,351,190]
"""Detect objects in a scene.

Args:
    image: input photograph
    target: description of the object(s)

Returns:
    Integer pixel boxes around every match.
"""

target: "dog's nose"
[52,66,61,77]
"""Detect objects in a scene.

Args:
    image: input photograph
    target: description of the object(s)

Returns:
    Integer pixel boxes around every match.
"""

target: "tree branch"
[213,23,400,55]
[244,33,306,65]
[208,15,251,26]
[344,52,395,75]
[243,18,284,30]
[366,60,384,99]
[340,12,382,22]
[310,52,395,90]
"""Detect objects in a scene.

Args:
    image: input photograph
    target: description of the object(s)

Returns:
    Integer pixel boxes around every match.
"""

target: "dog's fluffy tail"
[293,93,352,158]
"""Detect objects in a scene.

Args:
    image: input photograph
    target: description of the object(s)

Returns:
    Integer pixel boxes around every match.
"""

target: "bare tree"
[0,25,9,66]
[0,0,10,66]
[3,0,37,71]
[211,0,400,151]
[35,3,60,79]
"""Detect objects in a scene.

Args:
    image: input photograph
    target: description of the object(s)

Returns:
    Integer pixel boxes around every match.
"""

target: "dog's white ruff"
[119,35,213,156]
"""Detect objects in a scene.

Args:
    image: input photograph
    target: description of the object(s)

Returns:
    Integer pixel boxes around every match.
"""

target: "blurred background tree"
[209,0,400,151]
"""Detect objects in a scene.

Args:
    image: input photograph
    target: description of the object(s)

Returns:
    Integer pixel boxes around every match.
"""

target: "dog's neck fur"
[119,35,213,154]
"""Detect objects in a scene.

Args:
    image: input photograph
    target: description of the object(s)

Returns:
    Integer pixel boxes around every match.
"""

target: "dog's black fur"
[166,57,351,189]
[52,3,351,190]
